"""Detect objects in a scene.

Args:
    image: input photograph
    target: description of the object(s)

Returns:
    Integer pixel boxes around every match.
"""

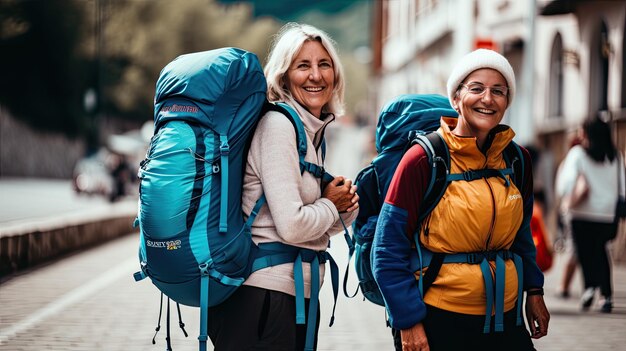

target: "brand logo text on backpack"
[161,104,199,114]
[146,239,182,250]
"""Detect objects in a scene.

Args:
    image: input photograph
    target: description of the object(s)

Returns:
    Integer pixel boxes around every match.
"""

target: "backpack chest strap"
[301,160,334,184]
[447,168,514,187]
[414,245,524,333]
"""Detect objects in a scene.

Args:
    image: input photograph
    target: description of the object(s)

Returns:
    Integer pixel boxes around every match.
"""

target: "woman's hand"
[322,176,359,213]
[400,323,429,351]
[525,295,550,339]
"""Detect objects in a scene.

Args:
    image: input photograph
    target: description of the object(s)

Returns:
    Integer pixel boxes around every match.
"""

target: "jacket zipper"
[480,154,497,251]
[484,180,497,250]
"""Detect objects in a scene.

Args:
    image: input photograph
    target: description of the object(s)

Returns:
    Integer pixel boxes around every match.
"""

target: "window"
[548,33,564,118]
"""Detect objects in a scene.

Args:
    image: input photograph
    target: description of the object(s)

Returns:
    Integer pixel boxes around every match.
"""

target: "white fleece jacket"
[241,96,357,297]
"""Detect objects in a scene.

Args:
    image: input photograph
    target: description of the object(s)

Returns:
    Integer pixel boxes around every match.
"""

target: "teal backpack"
[345,94,526,333]
[344,94,459,305]
[134,47,339,351]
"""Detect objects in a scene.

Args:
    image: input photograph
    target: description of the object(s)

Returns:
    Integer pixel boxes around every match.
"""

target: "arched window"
[548,33,564,118]
[590,20,610,114]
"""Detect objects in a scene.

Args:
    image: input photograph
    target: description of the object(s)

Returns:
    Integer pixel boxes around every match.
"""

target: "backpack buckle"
[199,260,214,276]
[463,170,477,181]
[219,141,230,156]
[466,252,481,264]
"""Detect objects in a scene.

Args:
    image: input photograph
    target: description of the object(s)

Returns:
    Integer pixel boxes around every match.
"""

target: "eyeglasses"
[461,83,509,98]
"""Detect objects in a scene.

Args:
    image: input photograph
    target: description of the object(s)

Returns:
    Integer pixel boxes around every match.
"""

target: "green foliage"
[100,0,280,123]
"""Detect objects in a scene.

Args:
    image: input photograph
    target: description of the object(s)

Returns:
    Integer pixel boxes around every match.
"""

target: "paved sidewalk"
[534,242,626,351]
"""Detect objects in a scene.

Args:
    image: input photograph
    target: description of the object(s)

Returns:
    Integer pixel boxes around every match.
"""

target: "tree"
[99,0,280,123]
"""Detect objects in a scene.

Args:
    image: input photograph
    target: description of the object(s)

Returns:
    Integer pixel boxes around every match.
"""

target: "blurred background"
[1,0,624,258]
[0,0,374,196]
[1,0,626,350]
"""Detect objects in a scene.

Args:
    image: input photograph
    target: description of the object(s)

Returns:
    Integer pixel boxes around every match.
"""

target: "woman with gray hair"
[207,23,358,350]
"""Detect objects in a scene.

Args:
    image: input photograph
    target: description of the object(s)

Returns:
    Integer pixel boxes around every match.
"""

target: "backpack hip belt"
[413,242,524,333]
[253,242,340,351]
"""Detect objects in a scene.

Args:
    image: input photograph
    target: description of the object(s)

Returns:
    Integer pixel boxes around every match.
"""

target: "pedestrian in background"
[372,49,549,351]
[554,134,582,299]
[555,116,622,313]
[207,23,359,350]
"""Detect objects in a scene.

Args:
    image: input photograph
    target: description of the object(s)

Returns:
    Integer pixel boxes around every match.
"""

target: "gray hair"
[264,22,345,116]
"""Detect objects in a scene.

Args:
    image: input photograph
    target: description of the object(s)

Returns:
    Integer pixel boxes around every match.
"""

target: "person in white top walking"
[555,116,623,313]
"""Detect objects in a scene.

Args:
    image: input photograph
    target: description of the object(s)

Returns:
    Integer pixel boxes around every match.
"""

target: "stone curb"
[0,203,136,278]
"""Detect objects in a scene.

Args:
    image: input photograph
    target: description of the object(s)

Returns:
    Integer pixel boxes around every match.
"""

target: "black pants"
[207,285,320,351]
[392,305,535,351]
[571,219,617,298]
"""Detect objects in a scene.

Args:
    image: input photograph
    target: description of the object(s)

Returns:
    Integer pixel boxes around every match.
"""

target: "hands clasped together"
[323,176,359,213]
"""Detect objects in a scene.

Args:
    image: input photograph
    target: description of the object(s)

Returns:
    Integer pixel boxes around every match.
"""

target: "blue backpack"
[346,94,525,317]
[134,48,337,351]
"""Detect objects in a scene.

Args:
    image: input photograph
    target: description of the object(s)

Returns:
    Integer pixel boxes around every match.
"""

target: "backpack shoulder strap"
[410,132,450,296]
[264,102,307,167]
[269,102,333,183]
[503,141,525,191]
[412,132,451,223]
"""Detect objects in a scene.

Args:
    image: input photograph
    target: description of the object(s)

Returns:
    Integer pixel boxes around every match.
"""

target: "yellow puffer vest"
[417,117,523,315]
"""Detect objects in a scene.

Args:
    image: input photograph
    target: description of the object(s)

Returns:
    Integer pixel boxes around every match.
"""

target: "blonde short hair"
[264,22,345,117]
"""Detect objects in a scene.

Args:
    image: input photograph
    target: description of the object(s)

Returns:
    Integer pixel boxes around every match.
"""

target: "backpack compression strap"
[218,134,230,233]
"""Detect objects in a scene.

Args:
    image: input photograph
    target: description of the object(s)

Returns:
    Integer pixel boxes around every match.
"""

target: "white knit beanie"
[446,49,516,107]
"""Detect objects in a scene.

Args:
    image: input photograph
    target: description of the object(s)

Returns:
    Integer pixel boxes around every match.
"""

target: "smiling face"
[452,68,509,142]
[283,40,335,118]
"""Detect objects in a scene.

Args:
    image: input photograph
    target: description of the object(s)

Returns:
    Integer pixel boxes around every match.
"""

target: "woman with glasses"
[372,49,550,351]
